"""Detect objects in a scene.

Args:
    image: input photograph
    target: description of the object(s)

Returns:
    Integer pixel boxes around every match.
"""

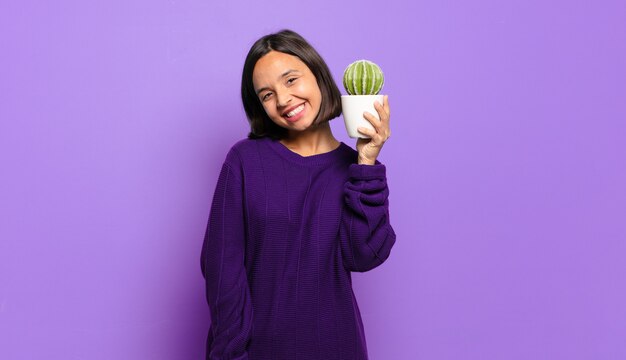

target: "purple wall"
[1,1,625,359]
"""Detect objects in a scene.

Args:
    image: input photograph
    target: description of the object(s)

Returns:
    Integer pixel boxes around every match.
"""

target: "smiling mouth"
[283,103,305,118]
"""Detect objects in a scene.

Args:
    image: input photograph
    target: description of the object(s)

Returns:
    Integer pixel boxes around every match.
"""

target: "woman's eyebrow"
[279,69,299,79]
[256,69,300,95]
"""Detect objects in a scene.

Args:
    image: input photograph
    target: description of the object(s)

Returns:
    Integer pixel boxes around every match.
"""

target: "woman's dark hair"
[241,29,342,140]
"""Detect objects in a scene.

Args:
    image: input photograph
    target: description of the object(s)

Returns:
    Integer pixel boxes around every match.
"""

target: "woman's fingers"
[383,95,390,119]
[363,110,382,132]
[372,98,389,127]
[357,126,376,138]
[361,96,392,143]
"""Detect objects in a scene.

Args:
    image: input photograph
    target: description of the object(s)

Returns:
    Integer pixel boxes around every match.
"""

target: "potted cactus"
[341,59,385,139]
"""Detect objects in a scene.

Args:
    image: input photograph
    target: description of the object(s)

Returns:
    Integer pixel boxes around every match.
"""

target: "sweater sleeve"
[339,161,397,272]
[200,154,253,360]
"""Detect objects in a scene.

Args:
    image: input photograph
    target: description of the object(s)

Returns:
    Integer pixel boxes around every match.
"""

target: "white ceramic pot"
[341,94,384,139]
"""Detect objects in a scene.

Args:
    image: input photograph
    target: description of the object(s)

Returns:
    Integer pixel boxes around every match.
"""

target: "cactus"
[342,60,384,95]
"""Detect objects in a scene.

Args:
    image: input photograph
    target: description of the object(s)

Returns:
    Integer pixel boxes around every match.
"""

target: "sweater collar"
[266,137,349,166]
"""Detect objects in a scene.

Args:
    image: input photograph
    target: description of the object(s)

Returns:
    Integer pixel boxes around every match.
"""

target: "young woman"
[200,29,396,360]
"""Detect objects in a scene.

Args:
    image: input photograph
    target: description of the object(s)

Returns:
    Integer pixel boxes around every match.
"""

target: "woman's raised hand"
[356,95,391,165]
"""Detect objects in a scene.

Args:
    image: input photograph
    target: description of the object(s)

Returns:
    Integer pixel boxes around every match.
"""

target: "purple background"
[1,1,625,359]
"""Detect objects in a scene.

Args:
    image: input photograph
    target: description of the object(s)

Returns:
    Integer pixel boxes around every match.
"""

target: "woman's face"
[252,51,322,132]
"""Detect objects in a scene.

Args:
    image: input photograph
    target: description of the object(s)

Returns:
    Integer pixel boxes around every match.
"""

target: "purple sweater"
[200,136,396,360]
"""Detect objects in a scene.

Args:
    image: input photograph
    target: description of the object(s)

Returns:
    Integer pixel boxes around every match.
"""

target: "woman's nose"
[275,89,292,108]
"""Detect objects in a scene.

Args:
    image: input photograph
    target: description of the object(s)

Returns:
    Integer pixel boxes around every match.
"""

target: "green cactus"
[342,60,384,95]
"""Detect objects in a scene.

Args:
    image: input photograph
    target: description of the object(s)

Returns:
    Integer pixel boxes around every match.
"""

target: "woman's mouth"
[283,103,306,122]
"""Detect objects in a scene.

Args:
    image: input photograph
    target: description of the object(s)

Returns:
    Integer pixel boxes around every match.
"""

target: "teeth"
[285,104,304,117]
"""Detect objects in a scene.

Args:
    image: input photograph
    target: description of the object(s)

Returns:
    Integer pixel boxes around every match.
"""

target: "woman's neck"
[280,122,340,156]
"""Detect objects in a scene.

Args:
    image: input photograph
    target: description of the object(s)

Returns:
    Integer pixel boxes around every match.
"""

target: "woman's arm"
[339,162,397,272]
[200,151,253,360]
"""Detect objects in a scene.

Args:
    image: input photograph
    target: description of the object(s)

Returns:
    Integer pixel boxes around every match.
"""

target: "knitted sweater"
[200,136,396,360]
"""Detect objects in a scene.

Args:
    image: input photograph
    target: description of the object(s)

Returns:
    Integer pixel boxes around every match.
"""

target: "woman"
[200,29,395,360]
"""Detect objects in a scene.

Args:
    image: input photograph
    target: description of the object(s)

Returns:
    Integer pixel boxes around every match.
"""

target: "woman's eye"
[287,77,297,84]
[262,93,272,101]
